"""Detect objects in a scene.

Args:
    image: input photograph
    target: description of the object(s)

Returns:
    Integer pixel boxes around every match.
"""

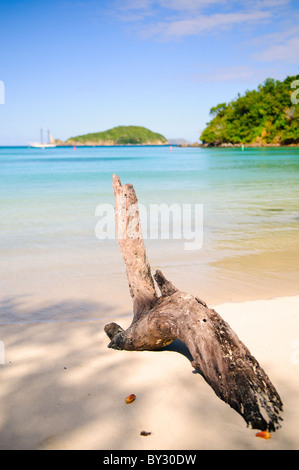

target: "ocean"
[1,145,299,323]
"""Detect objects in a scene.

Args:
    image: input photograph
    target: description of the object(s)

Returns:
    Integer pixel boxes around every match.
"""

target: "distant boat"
[29,129,56,148]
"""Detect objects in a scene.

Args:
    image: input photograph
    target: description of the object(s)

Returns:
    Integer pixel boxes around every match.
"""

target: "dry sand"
[0,294,298,450]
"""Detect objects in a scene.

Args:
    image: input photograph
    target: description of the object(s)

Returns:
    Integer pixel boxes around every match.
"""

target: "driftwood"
[104,175,283,432]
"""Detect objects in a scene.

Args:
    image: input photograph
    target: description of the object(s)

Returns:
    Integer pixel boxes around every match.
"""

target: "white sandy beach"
[0,291,298,450]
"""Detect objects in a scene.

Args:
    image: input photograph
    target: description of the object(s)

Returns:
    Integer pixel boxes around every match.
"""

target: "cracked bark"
[104,174,283,432]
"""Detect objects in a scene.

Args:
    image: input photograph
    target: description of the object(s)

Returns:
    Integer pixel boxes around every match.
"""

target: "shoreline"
[180,142,299,148]
[0,144,173,149]
[0,292,298,450]
[1,143,299,148]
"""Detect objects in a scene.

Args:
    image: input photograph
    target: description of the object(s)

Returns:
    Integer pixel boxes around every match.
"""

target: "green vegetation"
[200,75,299,146]
[66,125,168,145]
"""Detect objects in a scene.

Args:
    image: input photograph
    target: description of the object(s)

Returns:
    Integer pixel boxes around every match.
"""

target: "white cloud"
[115,0,291,14]
[116,0,226,11]
[156,0,229,10]
[141,10,272,39]
[255,36,299,62]
[116,0,152,9]
[248,0,290,7]
[191,64,286,84]
[250,24,299,47]
[192,65,256,82]
[112,0,298,65]
[249,17,299,64]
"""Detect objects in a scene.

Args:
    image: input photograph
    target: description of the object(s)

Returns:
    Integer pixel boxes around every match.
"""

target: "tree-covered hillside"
[65,126,168,145]
[200,75,299,146]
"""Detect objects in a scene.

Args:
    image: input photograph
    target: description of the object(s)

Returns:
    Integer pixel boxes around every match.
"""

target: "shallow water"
[1,145,299,322]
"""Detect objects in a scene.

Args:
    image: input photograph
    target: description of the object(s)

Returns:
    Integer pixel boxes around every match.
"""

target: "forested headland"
[200,75,299,147]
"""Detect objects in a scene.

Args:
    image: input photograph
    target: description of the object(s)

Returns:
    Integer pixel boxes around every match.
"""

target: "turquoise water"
[1,145,299,319]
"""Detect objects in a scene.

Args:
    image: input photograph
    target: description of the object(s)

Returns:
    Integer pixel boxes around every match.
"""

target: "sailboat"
[29,129,56,148]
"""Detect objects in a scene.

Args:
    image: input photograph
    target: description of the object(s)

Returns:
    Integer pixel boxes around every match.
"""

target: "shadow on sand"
[0,296,295,450]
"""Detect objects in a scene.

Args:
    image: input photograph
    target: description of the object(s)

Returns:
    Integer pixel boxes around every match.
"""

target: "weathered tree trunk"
[104,175,283,432]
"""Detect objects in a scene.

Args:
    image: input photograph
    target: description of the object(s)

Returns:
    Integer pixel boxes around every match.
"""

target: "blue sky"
[0,0,298,144]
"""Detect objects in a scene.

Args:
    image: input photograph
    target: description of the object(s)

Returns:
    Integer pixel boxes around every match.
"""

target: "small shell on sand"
[256,431,271,439]
[125,394,136,404]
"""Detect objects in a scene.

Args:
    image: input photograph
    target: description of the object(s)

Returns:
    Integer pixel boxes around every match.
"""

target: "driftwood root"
[104,175,283,432]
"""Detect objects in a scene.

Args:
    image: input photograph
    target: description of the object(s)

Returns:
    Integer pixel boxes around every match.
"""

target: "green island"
[57,125,168,146]
[200,75,299,147]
